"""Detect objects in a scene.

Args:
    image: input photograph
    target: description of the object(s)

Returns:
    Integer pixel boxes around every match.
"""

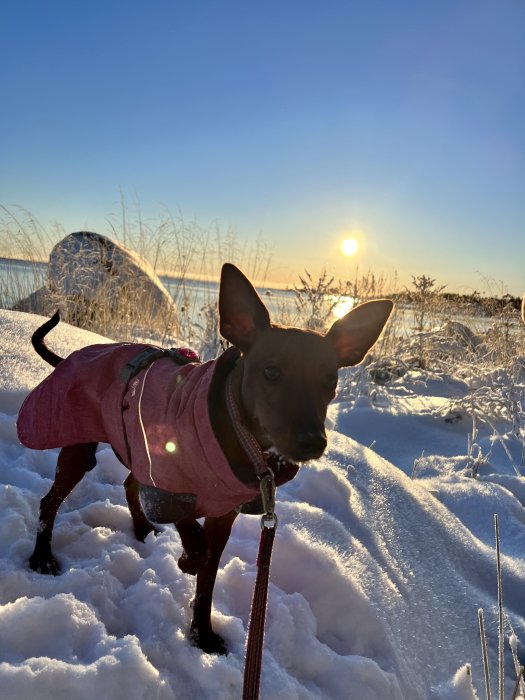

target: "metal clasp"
[259,468,278,529]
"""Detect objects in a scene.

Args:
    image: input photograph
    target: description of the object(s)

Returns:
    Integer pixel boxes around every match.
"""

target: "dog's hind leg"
[123,473,158,542]
[189,510,238,655]
[29,442,98,575]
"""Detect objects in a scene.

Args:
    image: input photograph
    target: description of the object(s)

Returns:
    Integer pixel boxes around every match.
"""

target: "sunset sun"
[341,238,359,257]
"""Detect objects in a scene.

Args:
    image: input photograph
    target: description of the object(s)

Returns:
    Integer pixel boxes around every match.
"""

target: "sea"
[1,257,506,337]
[0,257,301,324]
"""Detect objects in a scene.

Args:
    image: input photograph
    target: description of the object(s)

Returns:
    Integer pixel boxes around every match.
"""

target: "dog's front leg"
[189,510,238,655]
[176,517,210,575]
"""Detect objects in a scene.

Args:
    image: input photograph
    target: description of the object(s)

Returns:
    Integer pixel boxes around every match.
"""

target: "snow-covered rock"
[13,231,177,333]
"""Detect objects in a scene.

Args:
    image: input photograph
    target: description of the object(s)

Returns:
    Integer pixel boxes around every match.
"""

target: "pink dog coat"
[17,344,262,517]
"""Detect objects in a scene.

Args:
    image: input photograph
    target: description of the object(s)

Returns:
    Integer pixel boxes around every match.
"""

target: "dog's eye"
[263,366,282,382]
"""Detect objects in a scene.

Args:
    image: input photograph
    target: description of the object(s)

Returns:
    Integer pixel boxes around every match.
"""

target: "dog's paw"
[189,623,228,655]
[134,524,160,542]
[133,519,162,542]
[29,552,61,576]
[177,549,210,576]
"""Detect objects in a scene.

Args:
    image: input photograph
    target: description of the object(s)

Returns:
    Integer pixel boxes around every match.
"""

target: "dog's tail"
[32,311,64,367]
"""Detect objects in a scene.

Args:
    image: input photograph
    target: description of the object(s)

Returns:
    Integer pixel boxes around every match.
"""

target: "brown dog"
[18,263,393,654]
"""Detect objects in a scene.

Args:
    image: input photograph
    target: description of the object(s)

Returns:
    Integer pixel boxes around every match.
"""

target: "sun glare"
[331,295,355,319]
[341,238,359,257]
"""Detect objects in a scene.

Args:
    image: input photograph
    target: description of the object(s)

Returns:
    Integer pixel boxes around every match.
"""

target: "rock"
[13,231,178,335]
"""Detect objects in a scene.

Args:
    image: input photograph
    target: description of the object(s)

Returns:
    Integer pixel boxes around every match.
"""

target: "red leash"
[224,374,281,698]
[242,473,278,700]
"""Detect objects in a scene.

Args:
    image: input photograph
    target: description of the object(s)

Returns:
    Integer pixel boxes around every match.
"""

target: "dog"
[18,263,393,654]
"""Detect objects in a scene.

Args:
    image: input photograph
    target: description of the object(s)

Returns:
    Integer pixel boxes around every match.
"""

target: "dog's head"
[219,263,393,462]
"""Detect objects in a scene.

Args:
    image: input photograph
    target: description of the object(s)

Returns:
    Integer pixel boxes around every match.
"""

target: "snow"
[1,309,524,699]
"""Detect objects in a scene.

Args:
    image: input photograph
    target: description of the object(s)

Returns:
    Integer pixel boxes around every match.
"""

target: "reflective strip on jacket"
[17,343,261,517]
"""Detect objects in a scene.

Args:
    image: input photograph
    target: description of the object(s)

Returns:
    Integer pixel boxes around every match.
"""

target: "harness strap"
[121,346,200,384]
[118,345,200,476]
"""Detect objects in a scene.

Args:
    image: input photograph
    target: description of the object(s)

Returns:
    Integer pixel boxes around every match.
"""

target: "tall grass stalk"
[0,202,273,351]
[476,522,524,700]
[495,514,504,700]
[2,202,525,386]
[511,667,523,700]
[479,608,493,700]
[508,622,525,699]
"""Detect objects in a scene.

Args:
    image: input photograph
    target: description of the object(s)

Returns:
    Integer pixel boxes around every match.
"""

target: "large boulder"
[13,231,178,336]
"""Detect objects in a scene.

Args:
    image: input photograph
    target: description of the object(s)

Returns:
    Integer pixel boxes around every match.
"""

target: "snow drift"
[1,309,524,699]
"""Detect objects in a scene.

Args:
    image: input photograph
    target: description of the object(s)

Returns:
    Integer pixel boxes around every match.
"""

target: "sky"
[1,0,524,294]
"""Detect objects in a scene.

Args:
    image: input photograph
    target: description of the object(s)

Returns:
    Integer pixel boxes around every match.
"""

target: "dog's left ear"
[326,299,394,367]
[219,263,271,352]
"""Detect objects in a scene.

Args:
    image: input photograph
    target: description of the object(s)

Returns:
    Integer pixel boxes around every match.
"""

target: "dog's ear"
[219,263,271,351]
[326,299,393,367]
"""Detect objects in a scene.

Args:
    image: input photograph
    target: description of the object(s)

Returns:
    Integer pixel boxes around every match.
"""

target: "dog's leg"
[176,517,210,575]
[29,442,97,575]
[189,510,238,655]
[123,473,158,542]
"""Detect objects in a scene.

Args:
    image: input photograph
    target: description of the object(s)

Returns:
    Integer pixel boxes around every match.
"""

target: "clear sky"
[1,0,524,294]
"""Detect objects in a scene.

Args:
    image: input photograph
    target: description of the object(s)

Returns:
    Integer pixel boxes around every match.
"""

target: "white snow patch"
[1,309,524,699]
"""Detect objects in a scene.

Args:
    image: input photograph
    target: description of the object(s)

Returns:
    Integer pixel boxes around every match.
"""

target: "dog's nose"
[296,429,327,458]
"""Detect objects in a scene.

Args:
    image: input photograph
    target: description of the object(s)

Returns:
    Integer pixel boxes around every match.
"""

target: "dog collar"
[224,370,297,478]
[225,371,272,478]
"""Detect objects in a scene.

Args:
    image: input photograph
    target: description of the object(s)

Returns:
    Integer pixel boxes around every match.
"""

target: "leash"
[225,373,278,700]
[224,371,271,477]
[123,346,281,696]
[242,473,278,700]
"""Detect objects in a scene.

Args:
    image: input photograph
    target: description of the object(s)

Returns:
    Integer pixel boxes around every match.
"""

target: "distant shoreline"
[0,256,292,296]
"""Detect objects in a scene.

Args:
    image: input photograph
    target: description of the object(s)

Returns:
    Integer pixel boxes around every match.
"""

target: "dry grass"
[2,205,524,448]
[0,203,272,347]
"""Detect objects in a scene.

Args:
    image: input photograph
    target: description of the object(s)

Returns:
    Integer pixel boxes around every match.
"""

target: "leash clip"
[259,469,277,529]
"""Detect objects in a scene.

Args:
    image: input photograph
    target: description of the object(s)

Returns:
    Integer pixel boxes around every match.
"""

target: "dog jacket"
[17,344,263,518]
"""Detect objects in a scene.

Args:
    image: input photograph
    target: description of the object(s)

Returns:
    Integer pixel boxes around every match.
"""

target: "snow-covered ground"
[1,309,524,699]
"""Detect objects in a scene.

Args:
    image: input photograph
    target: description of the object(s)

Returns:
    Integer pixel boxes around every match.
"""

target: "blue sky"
[1,1,524,294]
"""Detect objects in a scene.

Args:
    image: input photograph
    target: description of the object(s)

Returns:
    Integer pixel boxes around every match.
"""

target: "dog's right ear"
[219,263,271,352]
[326,299,394,367]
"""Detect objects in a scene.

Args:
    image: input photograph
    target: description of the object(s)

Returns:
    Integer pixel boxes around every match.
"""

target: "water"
[0,257,48,308]
[0,257,298,323]
[2,257,508,337]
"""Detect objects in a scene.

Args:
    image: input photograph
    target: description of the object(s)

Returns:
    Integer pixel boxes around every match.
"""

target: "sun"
[341,238,359,257]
